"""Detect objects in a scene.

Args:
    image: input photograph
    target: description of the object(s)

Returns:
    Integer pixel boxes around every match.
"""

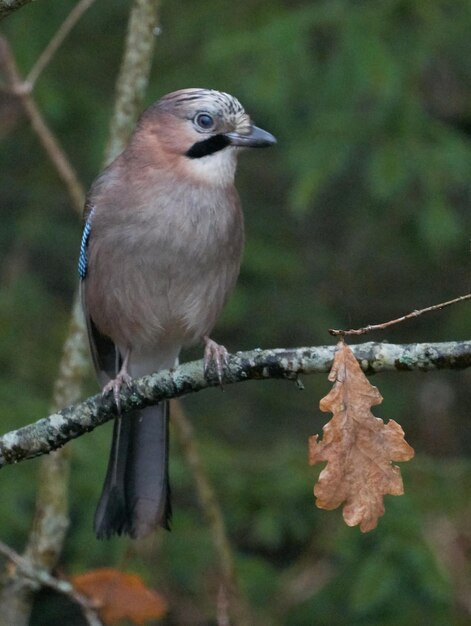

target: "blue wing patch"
[78,207,95,279]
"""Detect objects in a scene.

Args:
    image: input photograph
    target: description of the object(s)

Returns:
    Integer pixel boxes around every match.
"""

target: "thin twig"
[329,293,471,337]
[172,401,252,626]
[0,35,85,213]
[0,541,103,626]
[216,584,230,626]
[0,0,33,22]
[24,292,88,569]
[0,1,159,623]
[104,0,159,164]
[0,33,87,626]
[25,0,97,89]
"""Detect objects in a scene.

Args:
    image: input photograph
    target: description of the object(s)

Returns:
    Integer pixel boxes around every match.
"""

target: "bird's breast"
[85,183,244,350]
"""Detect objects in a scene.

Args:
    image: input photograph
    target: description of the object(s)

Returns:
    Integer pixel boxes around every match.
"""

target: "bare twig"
[216,584,230,626]
[0,0,159,623]
[0,0,34,22]
[329,293,471,337]
[0,35,85,213]
[0,541,103,626]
[25,0,97,89]
[172,401,252,626]
[24,292,89,570]
[105,0,160,164]
[0,33,86,626]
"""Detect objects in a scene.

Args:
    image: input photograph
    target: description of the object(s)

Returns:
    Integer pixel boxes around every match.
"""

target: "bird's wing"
[79,203,120,383]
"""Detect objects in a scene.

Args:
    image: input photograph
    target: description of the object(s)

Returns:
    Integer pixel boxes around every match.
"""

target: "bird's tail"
[94,401,171,539]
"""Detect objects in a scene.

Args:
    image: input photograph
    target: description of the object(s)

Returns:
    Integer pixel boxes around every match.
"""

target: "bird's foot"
[203,336,229,386]
[102,370,133,412]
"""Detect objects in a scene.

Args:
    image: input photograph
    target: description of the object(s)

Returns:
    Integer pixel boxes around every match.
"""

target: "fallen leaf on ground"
[71,567,167,625]
[309,341,414,532]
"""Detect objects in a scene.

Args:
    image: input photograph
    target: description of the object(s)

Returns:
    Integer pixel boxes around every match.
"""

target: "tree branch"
[25,0,97,89]
[0,35,85,213]
[329,293,471,336]
[0,340,469,468]
[0,1,159,623]
[0,541,103,626]
[172,401,253,626]
[0,32,87,626]
[104,0,159,165]
[0,0,35,22]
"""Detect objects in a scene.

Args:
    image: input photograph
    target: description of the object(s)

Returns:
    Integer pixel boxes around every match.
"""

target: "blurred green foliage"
[1,0,470,624]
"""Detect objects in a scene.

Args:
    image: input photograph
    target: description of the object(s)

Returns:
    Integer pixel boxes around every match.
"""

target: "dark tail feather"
[94,402,171,539]
[94,412,131,538]
[127,402,172,537]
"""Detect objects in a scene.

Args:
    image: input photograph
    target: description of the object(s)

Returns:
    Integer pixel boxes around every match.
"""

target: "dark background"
[1,1,470,624]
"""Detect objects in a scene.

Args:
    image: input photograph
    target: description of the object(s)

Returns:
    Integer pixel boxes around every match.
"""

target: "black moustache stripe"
[186,134,231,159]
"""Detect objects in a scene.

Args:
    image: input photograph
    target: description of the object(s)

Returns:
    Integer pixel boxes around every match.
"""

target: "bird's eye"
[195,113,215,131]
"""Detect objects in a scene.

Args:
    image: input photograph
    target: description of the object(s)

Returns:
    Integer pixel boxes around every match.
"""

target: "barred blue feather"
[78,208,95,279]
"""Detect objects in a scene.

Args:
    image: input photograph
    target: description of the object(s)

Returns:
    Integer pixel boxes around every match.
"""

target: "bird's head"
[133,89,276,185]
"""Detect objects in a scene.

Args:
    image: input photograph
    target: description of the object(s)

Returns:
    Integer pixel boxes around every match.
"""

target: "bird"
[79,88,276,539]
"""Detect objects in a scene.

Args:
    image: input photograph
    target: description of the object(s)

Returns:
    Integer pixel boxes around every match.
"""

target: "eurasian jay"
[79,88,276,538]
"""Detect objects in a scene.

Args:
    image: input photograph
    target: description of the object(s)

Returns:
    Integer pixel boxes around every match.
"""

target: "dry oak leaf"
[308,341,414,532]
[71,567,167,625]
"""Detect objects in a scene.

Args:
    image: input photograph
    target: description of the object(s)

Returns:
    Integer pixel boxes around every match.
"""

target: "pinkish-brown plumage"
[81,88,275,538]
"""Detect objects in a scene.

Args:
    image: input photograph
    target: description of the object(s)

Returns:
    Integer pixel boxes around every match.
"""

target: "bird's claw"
[203,337,229,386]
[102,371,133,412]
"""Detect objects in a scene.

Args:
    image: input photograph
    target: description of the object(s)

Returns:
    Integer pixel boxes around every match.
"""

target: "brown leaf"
[309,341,414,532]
[71,567,167,625]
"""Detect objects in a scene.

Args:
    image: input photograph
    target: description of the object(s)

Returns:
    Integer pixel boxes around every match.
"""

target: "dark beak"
[225,125,276,148]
